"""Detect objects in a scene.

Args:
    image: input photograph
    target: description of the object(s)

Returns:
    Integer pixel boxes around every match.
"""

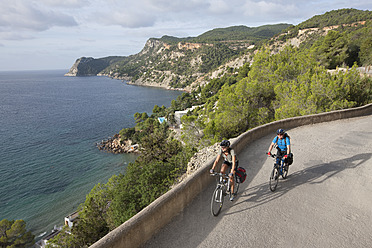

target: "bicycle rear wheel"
[211,186,224,216]
[269,166,279,192]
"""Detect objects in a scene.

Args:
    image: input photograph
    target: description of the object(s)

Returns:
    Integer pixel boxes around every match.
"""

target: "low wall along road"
[91,103,372,248]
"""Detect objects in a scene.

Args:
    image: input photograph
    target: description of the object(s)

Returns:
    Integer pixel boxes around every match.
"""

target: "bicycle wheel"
[269,166,279,192]
[211,186,224,216]
[282,164,289,179]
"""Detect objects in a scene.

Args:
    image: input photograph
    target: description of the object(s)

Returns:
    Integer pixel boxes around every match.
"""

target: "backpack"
[235,167,247,183]
[275,132,290,146]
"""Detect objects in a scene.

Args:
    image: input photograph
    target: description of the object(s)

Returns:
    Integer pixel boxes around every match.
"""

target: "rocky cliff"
[65,56,127,76]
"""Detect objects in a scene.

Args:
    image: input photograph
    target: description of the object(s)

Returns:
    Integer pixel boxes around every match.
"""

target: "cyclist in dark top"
[210,140,237,201]
[267,129,291,166]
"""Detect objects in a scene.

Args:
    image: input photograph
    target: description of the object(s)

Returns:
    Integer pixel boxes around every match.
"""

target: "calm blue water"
[0,70,182,238]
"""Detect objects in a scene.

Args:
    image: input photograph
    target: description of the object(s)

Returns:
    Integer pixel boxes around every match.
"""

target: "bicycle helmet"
[277,129,285,135]
[220,140,230,147]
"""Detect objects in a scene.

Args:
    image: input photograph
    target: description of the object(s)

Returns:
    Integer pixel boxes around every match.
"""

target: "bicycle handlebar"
[210,172,227,177]
[266,152,276,158]
[267,152,287,160]
[210,172,234,180]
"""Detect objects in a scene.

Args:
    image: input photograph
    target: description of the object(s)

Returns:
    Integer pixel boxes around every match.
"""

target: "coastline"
[96,73,190,92]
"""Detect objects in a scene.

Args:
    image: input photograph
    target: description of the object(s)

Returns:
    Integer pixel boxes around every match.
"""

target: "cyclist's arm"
[211,154,221,171]
[268,142,274,154]
[286,137,291,155]
[231,155,236,174]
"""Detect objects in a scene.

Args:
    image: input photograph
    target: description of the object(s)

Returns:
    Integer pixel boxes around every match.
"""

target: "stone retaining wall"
[90,103,372,248]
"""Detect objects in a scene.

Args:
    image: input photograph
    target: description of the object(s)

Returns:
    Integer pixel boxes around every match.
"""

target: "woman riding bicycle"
[210,140,237,201]
[267,128,291,166]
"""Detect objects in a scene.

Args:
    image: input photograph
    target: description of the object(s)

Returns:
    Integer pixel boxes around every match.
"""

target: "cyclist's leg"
[225,162,235,200]
[220,162,228,174]
[276,156,281,166]
[230,174,234,195]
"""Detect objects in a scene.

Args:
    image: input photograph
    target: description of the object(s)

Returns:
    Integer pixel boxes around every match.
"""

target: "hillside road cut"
[143,115,372,248]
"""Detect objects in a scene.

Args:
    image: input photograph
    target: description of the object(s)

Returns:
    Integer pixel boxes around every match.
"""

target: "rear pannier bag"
[235,167,247,183]
[287,153,294,165]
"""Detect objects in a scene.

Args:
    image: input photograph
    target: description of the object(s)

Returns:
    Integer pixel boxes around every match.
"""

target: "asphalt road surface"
[143,115,372,248]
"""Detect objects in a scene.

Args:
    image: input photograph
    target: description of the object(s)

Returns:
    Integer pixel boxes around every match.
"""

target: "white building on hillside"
[174,105,203,128]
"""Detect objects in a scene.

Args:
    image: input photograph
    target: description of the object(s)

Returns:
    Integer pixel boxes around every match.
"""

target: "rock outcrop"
[97,134,139,154]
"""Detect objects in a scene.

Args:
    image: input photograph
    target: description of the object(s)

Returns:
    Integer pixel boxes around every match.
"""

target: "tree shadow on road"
[228,152,372,215]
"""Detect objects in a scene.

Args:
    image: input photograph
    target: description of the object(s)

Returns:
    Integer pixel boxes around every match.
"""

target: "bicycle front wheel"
[269,166,279,192]
[211,186,224,216]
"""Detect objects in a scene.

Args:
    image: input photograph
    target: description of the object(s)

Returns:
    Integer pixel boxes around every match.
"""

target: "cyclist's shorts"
[222,160,239,169]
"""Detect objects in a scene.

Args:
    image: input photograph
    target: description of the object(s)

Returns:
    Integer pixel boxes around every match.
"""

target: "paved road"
[143,115,372,248]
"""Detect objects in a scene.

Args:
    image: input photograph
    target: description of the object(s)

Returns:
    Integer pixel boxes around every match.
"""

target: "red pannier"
[235,167,247,183]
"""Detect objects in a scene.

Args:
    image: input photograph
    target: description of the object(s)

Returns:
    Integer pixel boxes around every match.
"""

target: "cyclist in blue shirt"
[210,140,237,201]
[267,129,291,166]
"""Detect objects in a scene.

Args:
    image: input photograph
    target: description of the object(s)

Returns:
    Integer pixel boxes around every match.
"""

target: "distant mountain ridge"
[65,23,291,89]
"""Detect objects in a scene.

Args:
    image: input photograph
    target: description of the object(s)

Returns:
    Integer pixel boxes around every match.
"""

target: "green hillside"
[271,8,372,68]
[298,8,372,29]
[192,24,292,42]
[158,24,292,43]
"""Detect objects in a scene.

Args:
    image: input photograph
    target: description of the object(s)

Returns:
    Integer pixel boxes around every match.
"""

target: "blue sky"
[0,0,371,71]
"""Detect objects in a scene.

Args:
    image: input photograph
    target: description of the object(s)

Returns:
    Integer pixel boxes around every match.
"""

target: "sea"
[0,70,182,239]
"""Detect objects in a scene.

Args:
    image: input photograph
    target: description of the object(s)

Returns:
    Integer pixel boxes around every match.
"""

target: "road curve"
[143,115,372,248]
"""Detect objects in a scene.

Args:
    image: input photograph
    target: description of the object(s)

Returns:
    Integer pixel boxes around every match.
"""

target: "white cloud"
[242,0,299,22]
[0,0,78,39]
[207,0,232,14]
[93,9,157,28]
[0,0,371,70]
[38,0,90,8]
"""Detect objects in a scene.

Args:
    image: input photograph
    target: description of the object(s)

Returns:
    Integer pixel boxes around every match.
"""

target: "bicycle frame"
[273,154,286,176]
[210,172,238,216]
[214,173,230,195]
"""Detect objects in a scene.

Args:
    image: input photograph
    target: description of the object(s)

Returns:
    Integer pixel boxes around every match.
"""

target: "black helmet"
[220,140,230,147]
[277,129,285,135]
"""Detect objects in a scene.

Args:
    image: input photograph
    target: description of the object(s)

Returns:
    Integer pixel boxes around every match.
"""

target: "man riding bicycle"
[267,129,291,166]
[210,140,237,201]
